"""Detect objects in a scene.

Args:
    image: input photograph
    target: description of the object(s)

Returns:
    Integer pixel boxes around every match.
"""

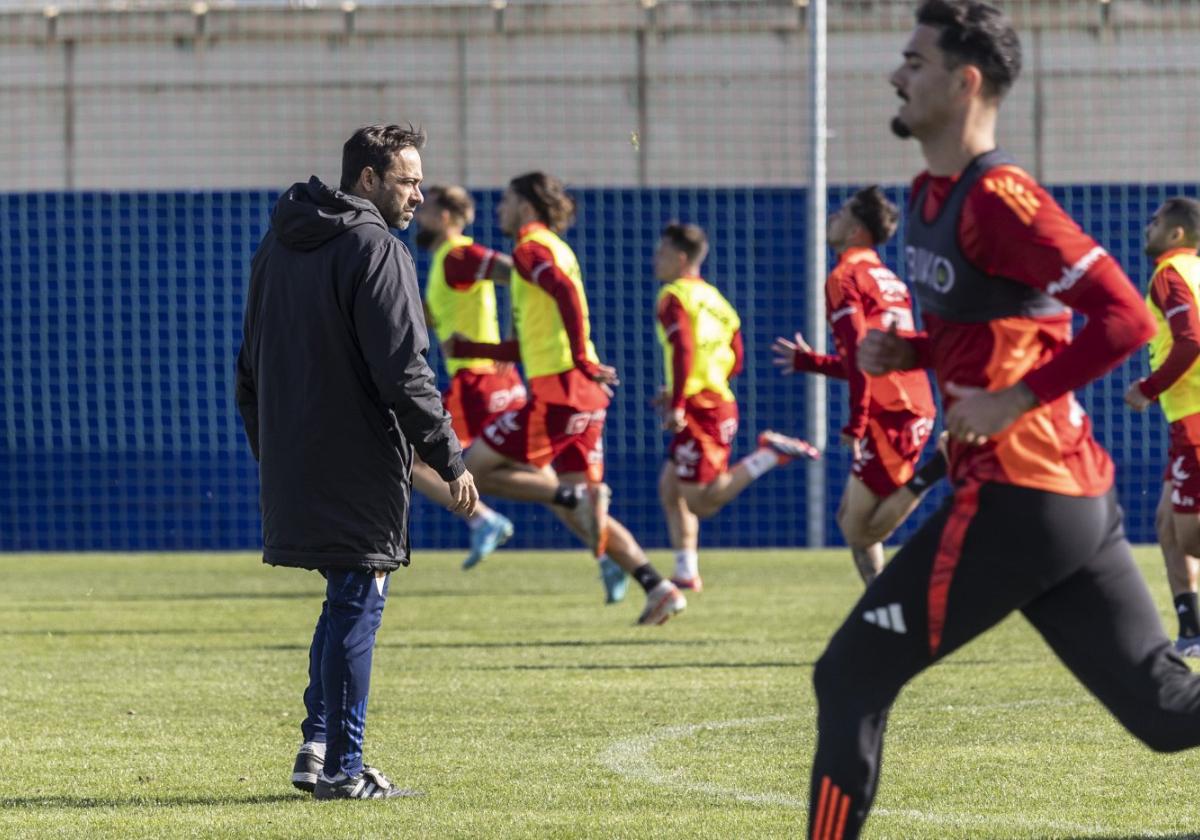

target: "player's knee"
[838,511,874,549]
[690,496,720,519]
[1178,522,1200,557]
[813,646,856,705]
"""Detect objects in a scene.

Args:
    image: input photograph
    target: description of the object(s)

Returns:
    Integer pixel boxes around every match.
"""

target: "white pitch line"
[597,714,1181,838]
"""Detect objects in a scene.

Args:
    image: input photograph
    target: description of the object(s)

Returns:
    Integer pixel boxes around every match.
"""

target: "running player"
[771,187,942,583]
[445,172,685,624]
[653,222,820,592]
[807,4,1200,838]
[412,184,522,570]
[1123,197,1200,657]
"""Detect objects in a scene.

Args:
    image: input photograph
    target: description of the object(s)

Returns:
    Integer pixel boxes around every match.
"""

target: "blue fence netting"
[2,183,1195,553]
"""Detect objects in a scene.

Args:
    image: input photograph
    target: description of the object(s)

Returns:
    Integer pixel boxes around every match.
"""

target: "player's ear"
[357,165,378,193]
[957,64,984,101]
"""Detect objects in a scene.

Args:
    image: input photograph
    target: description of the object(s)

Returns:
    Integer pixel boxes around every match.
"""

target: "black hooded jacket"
[235,177,464,572]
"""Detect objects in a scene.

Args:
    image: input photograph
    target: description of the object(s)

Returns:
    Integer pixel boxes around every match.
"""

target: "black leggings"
[807,483,1200,840]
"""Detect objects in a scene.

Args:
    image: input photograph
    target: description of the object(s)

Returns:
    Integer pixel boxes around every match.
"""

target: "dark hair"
[916,0,1021,99]
[339,124,426,192]
[509,172,576,234]
[660,222,709,264]
[846,185,900,246]
[1161,197,1200,246]
[425,184,475,226]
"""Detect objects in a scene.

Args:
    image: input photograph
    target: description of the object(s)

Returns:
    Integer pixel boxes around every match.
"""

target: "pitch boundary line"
[598,713,1178,837]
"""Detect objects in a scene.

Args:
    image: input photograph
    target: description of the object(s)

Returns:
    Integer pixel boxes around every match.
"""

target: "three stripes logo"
[811,775,851,840]
[982,171,1041,225]
[862,603,907,634]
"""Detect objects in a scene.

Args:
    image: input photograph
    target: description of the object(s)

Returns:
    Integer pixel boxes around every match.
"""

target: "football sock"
[632,564,664,594]
[552,485,579,509]
[905,450,948,496]
[674,549,699,579]
[740,448,782,480]
[302,740,327,758]
[1176,592,1200,638]
[467,510,497,530]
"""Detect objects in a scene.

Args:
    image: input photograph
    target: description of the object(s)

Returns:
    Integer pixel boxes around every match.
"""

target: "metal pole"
[635,26,648,188]
[1032,26,1044,182]
[63,39,75,191]
[805,0,827,549]
[456,32,469,185]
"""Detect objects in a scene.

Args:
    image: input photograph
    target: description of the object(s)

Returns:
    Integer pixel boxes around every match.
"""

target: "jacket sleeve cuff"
[435,457,467,483]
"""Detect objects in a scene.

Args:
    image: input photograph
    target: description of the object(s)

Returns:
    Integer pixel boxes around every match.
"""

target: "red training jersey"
[795,247,935,439]
[441,242,499,290]
[910,164,1154,495]
[656,278,744,411]
[1139,248,1200,446]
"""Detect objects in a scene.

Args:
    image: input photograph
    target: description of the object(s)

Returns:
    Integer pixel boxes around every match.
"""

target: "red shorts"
[851,409,935,497]
[668,399,739,484]
[481,400,606,482]
[1164,445,1200,513]
[442,367,527,448]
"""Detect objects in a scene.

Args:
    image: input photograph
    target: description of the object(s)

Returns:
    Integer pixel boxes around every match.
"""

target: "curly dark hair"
[339,124,426,192]
[508,172,577,234]
[846,186,900,246]
[916,0,1022,99]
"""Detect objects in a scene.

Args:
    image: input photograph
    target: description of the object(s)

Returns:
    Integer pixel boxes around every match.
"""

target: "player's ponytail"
[509,172,577,234]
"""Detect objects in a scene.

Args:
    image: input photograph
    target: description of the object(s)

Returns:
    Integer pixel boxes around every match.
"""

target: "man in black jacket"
[236,124,477,800]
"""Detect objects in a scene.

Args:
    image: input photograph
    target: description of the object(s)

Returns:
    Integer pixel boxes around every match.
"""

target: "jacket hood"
[271,176,387,251]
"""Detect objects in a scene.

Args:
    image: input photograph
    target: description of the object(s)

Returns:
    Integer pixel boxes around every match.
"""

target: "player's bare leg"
[464,441,567,504]
[1157,481,1200,655]
[555,468,685,624]
[671,431,820,521]
[412,459,513,570]
[837,476,889,585]
[658,463,702,590]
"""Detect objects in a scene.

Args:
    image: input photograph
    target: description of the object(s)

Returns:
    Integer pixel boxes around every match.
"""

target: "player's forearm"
[540,270,597,374]
[670,336,693,409]
[489,252,514,284]
[1023,268,1156,403]
[794,351,849,379]
[1141,339,1200,399]
[447,337,521,362]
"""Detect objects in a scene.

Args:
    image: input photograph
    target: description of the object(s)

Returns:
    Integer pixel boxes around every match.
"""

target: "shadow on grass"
[97,591,319,603]
[471,660,813,671]
[0,793,303,809]
[0,628,275,637]
[256,638,736,653]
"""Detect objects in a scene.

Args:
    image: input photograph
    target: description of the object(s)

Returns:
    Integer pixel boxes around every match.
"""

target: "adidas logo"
[863,603,907,634]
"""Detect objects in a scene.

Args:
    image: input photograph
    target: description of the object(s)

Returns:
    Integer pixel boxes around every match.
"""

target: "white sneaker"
[637,580,687,626]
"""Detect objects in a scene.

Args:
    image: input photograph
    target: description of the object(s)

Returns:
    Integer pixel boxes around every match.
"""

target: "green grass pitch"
[2,547,1199,839]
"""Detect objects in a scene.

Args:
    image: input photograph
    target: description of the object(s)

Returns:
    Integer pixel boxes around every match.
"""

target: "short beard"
[415,227,439,250]
[890,116,912,139]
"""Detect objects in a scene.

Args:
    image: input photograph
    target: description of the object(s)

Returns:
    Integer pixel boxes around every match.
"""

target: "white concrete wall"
[0,2,1196,189]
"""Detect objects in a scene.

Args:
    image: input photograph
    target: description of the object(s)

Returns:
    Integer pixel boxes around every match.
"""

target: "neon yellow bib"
[424,234,500,374]
[510,226,599,379]
[1148,252,1200,422]
[655,278,741,402]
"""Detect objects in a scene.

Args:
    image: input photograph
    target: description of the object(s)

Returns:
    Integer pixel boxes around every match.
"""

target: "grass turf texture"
[2,548,1199,840]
